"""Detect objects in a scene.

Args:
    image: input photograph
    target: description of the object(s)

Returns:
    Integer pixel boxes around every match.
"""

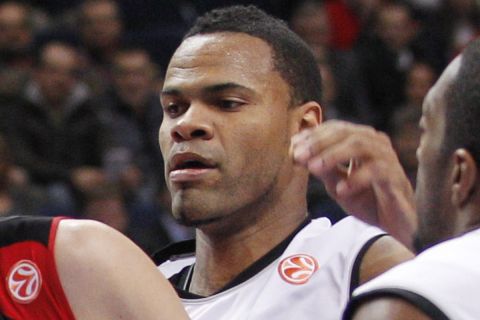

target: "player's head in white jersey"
[158,5,411,298]
[159,5,322,233]
[413,39,480,252]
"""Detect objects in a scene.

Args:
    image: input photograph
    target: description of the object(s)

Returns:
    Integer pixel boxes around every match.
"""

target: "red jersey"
[0,216,75,319]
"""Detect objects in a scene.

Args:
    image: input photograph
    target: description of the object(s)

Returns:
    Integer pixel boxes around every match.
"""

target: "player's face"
[159,33,296,228]
[414,57,462,252]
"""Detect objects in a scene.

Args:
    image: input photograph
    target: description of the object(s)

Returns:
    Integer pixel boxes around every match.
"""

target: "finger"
[292,121,350,164]
[291,128,315,165]
[292,121,378,168]
[336,164,375,198]
[306,138,370,178]
[316,169,344,198]
[303,121,377,160]
[291,127,313,146]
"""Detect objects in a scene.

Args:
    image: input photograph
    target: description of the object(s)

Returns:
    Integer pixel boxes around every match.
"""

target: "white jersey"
[346,228,480,320]
[157,217,385,320]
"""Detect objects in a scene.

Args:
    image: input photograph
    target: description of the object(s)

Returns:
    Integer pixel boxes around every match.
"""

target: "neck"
[190,181,308,296]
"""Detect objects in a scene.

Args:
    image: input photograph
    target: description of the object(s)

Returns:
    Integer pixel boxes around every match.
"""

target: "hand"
[291,120,417,249]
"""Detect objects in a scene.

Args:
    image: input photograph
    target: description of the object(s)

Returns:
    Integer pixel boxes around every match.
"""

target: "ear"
[292,101,322,133]
[451,149,477,207]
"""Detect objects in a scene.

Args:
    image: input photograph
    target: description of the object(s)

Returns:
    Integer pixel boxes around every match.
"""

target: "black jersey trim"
[0,216,54,248]
[0,313,10,320]
[343,288,450,320]
[158,217,311,299]
[217,217,311,293]
[169,265,204,299]
[152,239,195,265]
[349,233,387,295]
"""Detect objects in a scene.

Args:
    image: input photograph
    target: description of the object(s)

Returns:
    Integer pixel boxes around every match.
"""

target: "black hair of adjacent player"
[442,39,480,167]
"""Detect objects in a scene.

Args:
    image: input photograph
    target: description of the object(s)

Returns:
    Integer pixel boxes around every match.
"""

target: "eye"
[163,102,187,118]
[165,103,178,115]
[218,99,245,110]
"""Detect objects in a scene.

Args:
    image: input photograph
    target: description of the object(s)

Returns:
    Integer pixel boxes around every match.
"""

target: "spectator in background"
[290,0,368,124]
[0,1,34,69]
[78,0,123,66]
[346,0,386,42]
[390,62,436,186]
[82,182,129,233]
[75,0,125,95]
[406,0,441,20]
[100,47,164,204]
[0,1,35,101]
[421,0,480,72]
[0,134,48,216]
[321,0,361,51]
[355,1,429,131]
[81,182,173,254]
[290,0,331,52]
[402,62,437,111]
[6,41,106,214]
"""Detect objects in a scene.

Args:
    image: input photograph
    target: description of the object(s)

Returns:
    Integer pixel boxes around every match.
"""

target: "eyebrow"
[161,82,257,97]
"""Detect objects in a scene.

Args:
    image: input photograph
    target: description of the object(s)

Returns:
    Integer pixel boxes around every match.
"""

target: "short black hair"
[443,39,480,166]
[184,5,322,106]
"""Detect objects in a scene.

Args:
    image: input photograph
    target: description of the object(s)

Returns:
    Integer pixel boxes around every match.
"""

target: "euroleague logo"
[7,260,42,303]
[278,254,319,285]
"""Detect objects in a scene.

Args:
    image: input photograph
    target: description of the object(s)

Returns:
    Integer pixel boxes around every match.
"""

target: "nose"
[170,104,214,142]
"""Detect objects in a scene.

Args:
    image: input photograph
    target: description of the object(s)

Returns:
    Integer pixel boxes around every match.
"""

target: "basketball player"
[0,215,188,319]
[155,5,412,319]
[293,40,480,319]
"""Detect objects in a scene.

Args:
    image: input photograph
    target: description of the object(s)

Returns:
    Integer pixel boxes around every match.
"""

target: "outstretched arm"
[292,120,417,249]
[55,219,189,320]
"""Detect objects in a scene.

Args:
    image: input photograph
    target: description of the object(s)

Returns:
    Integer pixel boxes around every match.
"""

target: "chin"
[171,203,220,228]
[176,214,223,227]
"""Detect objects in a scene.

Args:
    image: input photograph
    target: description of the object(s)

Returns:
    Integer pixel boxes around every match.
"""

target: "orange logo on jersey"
[278,254,319,285]
[7,260,42,303]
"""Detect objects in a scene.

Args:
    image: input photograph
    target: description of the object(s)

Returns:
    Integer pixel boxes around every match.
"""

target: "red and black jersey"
[0,216,75,319]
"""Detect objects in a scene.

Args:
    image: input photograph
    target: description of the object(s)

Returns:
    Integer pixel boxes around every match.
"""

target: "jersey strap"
[343,288,450,320]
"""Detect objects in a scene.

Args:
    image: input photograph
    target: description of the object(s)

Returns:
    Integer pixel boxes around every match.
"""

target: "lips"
[169,153,216,171]
[168,152,217,183]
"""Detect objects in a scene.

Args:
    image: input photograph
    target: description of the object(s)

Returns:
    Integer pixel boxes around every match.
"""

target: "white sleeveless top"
[348,228,480,320]
[159,217,385,320]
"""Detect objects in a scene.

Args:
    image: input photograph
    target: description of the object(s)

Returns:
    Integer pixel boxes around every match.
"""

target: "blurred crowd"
[0,0,477,253]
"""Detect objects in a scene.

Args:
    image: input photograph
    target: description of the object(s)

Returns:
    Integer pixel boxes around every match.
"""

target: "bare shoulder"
[55,219,135,260]
[359,235,414,285]
[55,219,188,320]
[352,296,432,320]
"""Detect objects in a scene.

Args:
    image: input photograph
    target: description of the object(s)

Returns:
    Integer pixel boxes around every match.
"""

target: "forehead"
[42,45,78,67]
[115,52,148,66]
[422,55,462,117]
[164,33,277,91]
[83,1,117,16]
[0,4,26,22]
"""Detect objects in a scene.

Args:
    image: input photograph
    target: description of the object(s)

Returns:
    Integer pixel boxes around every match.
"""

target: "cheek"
[158,122,171,155]
[223,123,283,178]
[233,118,287,160]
